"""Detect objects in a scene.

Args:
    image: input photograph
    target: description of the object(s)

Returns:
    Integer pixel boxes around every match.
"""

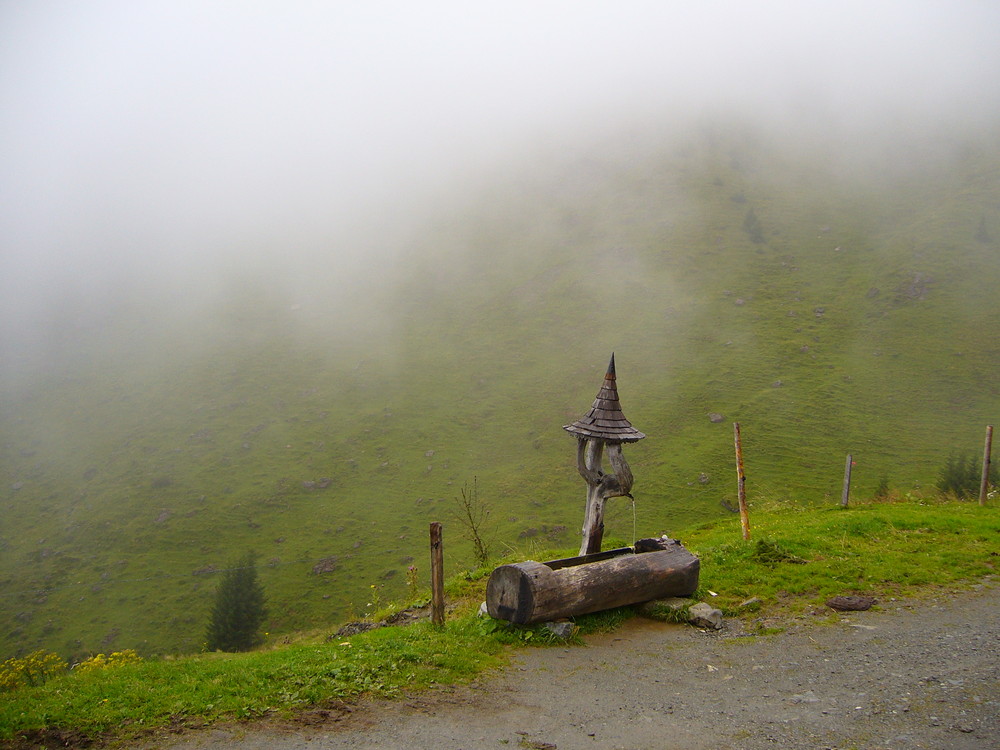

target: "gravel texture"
[151,584,999,750]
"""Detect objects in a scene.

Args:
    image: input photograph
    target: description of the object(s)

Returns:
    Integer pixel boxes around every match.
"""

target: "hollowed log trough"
[486,537,699,625]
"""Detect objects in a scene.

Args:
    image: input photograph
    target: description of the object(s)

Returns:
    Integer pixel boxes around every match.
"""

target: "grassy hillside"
[2,496,998,746]
[2,118,999,659]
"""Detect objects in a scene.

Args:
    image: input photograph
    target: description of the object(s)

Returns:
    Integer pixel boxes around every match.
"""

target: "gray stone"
[790,690,820,704]
[333,621,383,637]
[543,621,576,639]
[688,601,724,630]
[827,595,876,611]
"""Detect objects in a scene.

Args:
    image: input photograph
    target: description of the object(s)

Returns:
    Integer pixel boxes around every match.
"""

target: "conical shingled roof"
[563,354,646,443]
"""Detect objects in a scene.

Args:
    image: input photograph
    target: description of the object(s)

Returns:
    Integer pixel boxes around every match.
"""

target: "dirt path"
[153,585,999,750]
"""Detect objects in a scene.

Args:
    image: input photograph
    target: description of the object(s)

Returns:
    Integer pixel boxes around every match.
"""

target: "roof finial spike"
[607,352,616,379]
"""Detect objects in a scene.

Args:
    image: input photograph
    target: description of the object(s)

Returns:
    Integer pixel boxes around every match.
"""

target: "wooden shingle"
[563,354,645,443]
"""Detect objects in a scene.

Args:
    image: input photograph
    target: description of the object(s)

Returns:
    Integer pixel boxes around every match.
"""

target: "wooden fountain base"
[485,537,700,625]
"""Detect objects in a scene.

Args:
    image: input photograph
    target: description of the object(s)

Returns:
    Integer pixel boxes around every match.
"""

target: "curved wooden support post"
[578,438,636,555]
[577,437,603,484]
[606,443,634,496]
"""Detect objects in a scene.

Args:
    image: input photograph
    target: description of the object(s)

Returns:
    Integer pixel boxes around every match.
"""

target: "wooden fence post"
[841,454,853,508]
[734,422,750,541]
[980,425,994,506]
[430,522,445,626]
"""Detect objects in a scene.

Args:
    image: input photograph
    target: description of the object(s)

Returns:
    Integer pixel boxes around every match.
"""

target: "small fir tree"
[937,452,997,499]
[975,215,991,243]
[743,207,765,243]
[206,552,267,652]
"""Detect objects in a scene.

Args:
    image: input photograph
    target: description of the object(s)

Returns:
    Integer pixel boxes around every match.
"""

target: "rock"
[827,595,876,611]
[708,413,724,423]
[334,621,383,637]
[478,601,489,617]
[302,478,332,490]
[898,272,931,300]
[312,556,339,575]
[688,601,724,630]
[543,524,567,541]
[791,690,820,704]
[543,620,576,639]
[738,596,763,610]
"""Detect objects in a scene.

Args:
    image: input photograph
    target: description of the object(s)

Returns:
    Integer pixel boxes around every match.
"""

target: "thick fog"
[2,1,999,378]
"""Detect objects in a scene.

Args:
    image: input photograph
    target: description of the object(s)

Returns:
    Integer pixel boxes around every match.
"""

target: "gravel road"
[153,584,999,750]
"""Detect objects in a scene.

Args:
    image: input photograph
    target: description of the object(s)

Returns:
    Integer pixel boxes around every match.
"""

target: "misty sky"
[2,1,999,351]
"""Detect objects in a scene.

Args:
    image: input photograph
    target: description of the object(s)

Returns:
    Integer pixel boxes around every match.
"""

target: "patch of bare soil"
[104,585,1000,749]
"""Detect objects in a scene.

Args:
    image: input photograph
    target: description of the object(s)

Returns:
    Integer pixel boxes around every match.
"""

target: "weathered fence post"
[981,425,994,506]
[430,522,445,626]
[841,454,853,508]
[734,422,750,540]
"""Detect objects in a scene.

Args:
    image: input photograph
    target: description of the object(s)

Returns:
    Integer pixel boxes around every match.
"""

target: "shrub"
[874,476,891,500]
[937,452,996,499]
[74,649,143,675]
[451,478,494,568]
[0,650,67,692]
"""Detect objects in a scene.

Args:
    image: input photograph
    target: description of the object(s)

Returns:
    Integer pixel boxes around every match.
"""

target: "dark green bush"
[936,452,996,499]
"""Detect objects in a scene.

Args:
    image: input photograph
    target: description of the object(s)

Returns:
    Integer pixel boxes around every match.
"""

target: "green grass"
[684,493,1000,617]
[0,619,505,745]
[1,495,997,747]
[2,116,1000,659]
